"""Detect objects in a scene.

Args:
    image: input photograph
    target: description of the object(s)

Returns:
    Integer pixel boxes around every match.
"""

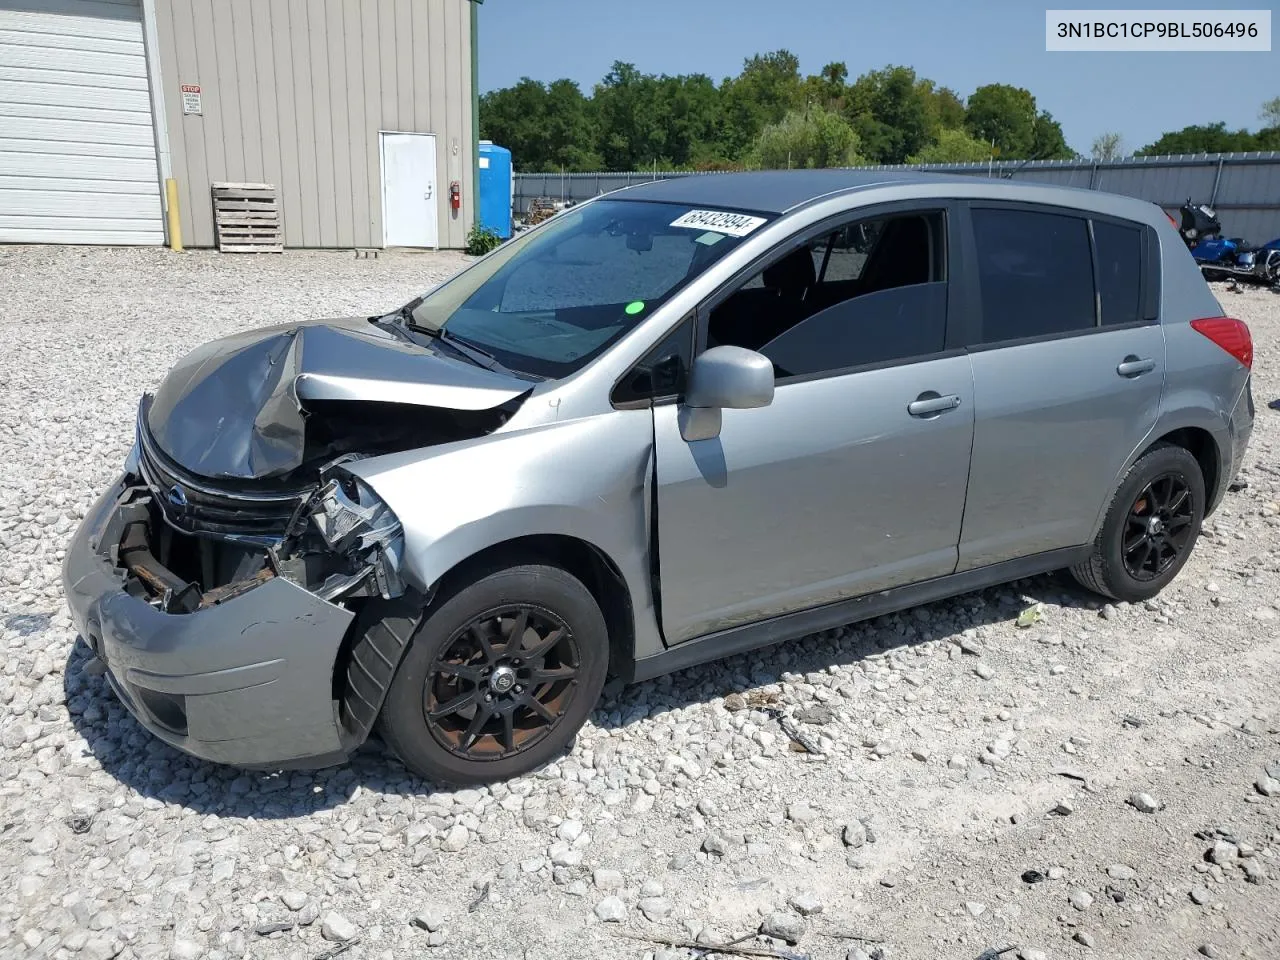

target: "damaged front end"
[122,417,410,615]
[110,314,537,611]
[63,317,540,770]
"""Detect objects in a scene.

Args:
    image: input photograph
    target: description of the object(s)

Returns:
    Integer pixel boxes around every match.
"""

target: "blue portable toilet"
[478,141,513,239]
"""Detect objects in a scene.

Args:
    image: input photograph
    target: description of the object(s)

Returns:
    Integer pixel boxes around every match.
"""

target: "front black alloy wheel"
[424,605,581,761]
[378,563,609,784]
[1071,444,1205,603]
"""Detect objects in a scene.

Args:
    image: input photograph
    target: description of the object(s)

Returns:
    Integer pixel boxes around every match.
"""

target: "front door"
[381,132,438,248]
[652,207,975,645]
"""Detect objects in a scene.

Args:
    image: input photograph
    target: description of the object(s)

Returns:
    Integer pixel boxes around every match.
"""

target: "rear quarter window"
[1093,220,1143,326]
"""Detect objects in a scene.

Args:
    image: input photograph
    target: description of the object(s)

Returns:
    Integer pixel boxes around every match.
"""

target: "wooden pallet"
[211,182,283,253]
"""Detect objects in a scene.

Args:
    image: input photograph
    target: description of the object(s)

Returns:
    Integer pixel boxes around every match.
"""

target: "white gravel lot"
[2,247,1280,960]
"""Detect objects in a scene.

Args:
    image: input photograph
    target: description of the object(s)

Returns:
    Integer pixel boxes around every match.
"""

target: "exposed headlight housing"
[296,473,406,601]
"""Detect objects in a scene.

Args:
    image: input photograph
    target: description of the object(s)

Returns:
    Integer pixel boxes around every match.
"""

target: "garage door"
[0,0,162,244]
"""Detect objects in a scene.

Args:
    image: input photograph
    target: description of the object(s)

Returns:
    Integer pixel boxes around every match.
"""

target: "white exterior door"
[381,132,438,248]
[0,0,163,244]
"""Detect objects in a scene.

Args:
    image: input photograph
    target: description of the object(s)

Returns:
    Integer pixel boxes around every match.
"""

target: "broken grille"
[136,404,307,543]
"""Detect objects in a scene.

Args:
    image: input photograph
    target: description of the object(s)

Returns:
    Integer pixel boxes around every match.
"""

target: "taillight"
[1190,316,1253,369]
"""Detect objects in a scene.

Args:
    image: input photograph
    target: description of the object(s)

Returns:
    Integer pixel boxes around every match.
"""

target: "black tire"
[1071,444,1205,603]
[378,563,608,785]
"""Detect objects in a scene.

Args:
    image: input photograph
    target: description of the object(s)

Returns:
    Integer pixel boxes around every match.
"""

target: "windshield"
[406,199,771,378]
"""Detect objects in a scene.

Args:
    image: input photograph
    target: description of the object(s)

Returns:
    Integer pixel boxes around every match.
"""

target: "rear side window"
[972,208,1095,343]
[1093,220,1142,326]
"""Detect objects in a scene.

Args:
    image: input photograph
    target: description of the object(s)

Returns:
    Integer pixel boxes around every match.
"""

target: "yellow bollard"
[165,178,183,251]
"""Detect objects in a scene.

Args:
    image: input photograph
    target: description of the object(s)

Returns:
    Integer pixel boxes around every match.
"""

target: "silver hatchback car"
[64,170,1255,784]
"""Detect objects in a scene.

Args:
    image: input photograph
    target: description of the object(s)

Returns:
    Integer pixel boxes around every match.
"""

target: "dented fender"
[345,409,666,662]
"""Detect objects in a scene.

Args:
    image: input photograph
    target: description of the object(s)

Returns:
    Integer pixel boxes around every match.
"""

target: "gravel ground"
[2,247,1280,960]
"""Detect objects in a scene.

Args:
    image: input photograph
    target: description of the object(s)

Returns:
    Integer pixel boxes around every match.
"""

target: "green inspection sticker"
[625,301,646,315]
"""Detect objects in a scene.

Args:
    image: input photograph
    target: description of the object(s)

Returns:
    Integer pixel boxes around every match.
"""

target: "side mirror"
[680,345,774,441]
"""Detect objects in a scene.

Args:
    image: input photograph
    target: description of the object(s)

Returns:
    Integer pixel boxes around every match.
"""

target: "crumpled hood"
[145,317,531,481]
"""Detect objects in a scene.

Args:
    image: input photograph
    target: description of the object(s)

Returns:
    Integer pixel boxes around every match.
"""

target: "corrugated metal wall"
[154,0,474,249]
[514,154,1280,243]
[0,0,163,244]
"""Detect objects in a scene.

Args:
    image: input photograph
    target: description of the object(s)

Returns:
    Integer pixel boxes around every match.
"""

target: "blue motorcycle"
[1178,200,1280,288]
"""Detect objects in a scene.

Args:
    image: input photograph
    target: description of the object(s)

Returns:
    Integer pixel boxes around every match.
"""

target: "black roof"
[610,169,977,215]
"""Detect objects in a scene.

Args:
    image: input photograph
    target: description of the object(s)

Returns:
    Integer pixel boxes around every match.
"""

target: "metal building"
[0,0,480,249]
[0,0,166,244]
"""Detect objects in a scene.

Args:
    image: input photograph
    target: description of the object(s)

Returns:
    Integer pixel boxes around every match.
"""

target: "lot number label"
[670,209,767,237]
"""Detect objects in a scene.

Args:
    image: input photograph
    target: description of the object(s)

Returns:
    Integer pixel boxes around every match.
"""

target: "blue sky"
[477,0,1279,156]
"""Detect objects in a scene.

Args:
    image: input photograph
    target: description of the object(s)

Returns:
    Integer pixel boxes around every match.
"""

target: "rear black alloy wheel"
[1071,444,1205,603]
[1121,473,1195,582]
[425,605,581,761]
[378,563,609,784]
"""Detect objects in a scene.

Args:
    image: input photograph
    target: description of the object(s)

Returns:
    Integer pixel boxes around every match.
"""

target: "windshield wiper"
[393,298,541,380]
[436,329,510,373]
[401,315,532,380]
[391,297,427,325]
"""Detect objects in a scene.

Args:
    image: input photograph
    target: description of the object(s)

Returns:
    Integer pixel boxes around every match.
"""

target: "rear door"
[956,203,1165,570]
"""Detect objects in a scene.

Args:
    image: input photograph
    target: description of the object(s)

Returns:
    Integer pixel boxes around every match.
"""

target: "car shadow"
[61,569,1103,817]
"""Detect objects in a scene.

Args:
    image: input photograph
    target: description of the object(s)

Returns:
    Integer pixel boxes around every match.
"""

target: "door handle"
[1117,356,1156,378]
[425,187,433,199]
[907,392,962,418]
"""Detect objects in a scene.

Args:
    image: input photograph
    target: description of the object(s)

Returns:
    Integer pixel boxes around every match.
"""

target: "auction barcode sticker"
[1047,9,1271,51]
[670,210,768,237]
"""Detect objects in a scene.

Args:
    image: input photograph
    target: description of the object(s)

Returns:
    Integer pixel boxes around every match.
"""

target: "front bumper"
[62,476,358,769]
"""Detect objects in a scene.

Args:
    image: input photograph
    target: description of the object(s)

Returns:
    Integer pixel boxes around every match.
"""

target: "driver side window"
[706,210,948,380]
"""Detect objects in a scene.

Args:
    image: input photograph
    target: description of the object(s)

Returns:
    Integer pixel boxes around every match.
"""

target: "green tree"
[909,127,992,163]
[965,83,1034,157]
[800,61,849,113]
[915,79,967,132]
[479,78,599,171]
[592,62,680,170]
[845,65,933,164]
[735,50,803,121]
[717,50,803,160]
[1136,122,1262,155]
[478,78,552,168]
[1032,110,1075,159]
[964,84,1072,159]
[480,54,1087,173]
[752,106,863,169]
[654,73,723,168]
[591,64,724,170]
[543,79,603,169]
